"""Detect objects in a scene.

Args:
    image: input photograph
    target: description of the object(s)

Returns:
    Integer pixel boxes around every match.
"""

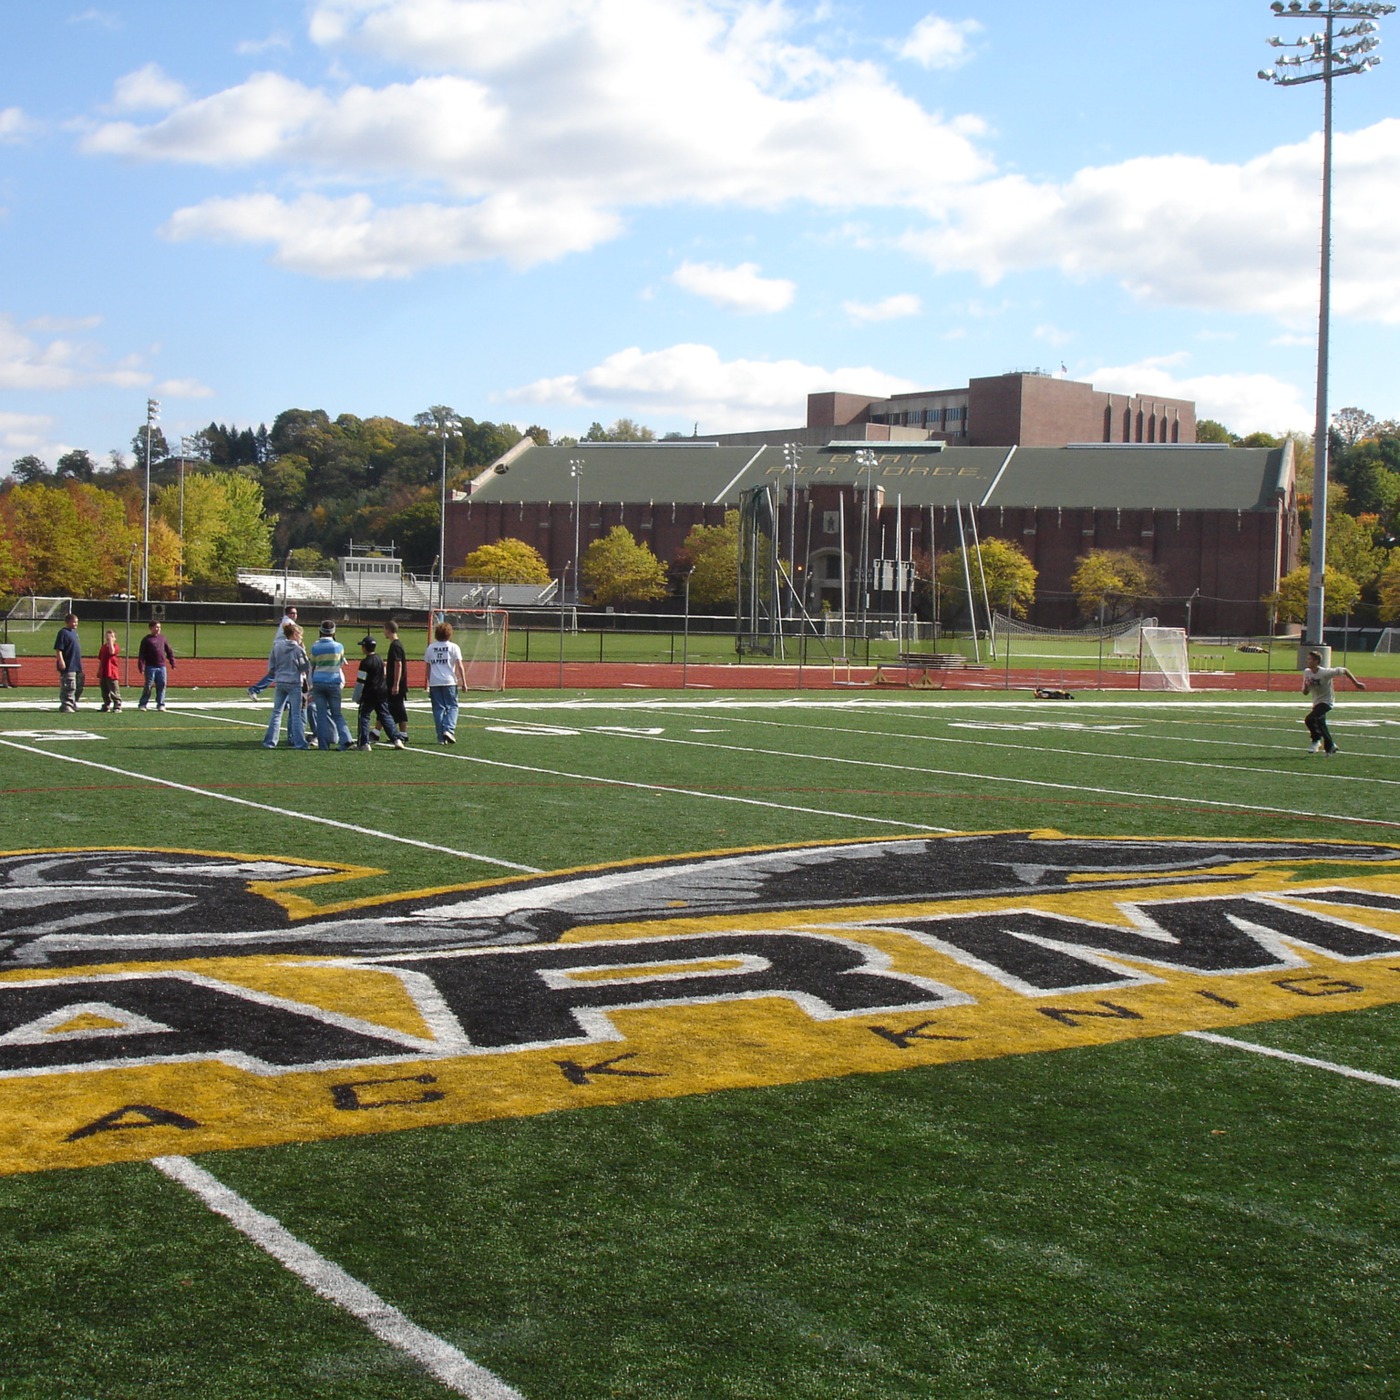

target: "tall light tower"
[141,397,159,602]
[569,458,584,604]
[435,409,462,613]
[781,442,801,620]
[1259,0,1393,659]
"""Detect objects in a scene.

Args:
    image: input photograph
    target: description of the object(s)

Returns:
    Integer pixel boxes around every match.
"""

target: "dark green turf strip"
[180,1014,1399,1400]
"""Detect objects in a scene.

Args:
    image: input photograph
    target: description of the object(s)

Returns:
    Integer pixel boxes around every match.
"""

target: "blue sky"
[3,0,1399,470]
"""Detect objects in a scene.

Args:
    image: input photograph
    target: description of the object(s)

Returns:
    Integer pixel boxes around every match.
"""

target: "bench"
[0,644,19,687]
[874,652,987,689]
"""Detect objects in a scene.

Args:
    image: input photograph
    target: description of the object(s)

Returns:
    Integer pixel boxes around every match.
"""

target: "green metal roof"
[469,440,1293,512]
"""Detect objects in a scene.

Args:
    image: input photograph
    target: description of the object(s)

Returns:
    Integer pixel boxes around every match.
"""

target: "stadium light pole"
[435,411,462,614]
[569,458,584,604]
[141,398,159,603]
[854,449,878,641]
[1259,0,1393,659]
[782,442,801,624]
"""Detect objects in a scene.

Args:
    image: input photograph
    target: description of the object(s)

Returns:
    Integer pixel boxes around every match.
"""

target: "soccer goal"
[1139,625,1191,691]
[1375,628,1400,655]
[428,607,509,691]
[4,596,71,633]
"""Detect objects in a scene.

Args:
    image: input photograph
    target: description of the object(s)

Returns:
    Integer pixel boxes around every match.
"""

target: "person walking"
[97,629,123,712]
[353,636,405,750]
[136,620,177,711]
[1302,649,1365,757]
[308,619,354,750]
[383,618,410,744]
[424,619,467,744]
[53,612,84,712]
[262,622,311,749]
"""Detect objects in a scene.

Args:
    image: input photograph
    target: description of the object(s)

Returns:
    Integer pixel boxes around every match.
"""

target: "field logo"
[2,832,1399,1174]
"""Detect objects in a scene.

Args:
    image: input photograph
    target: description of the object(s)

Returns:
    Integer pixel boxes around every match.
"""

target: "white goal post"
[4,596,72,633]
[1139,625,1191,692]
[1375,628,1400,655]
[428,607,509,692]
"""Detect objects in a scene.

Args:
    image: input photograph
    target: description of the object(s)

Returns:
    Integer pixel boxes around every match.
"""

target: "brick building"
[710,370,1197,449]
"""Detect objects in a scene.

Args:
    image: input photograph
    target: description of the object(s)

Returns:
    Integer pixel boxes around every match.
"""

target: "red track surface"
[6,657,1395,694]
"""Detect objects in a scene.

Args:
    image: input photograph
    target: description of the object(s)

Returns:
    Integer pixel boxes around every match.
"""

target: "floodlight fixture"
[141,397,160,603]
[1259,1,1394,654]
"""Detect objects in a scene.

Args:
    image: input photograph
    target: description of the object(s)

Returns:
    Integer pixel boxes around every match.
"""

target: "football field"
[2,687,1399,1398]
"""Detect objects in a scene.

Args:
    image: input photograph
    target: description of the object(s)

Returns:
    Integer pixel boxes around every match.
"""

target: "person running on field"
[1301,649,1365,757]
[425,619,468,745]
[136,620,177,711]
[54,613,84,713]
[383,618,411,743]
[97,629,123,712]
[353,636,405,750]
[308,619,354,750]
[262,621,311,749]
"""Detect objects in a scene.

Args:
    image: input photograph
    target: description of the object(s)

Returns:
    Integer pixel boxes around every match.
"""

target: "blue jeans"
[429,685,458,741]
[312,680,353,749]
[357,700,401,746]
[139,665,167,709]
[264,681,309,748]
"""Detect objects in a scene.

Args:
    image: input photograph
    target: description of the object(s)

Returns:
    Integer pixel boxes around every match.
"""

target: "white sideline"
[152,1155,526,1400]
[1182,1031,1400,1088]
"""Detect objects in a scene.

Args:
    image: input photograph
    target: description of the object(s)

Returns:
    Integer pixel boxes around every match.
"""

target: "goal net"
[1112,617,1160,657]
[1375,628,1400,655]
[428,608,509,691]
[1139,625,1190,691]
[4,595,71,633]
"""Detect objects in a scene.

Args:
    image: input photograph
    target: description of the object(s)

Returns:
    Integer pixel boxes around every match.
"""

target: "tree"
[456,538,551,583]
[1266,565,1361,624]
[156,472,274,587]
[678,511,740,611]
[9,454,50,484]
[131,424,169,464]
[1195,419,1236,445]
[584,419,656,442]
[936,538,1038,620]
[1379,558,1400,624]
[1069,549,1165,622]
[1333,406,1378,448]
[56,449,97,482]
[581,526,668,606]
[1308,510,1385,587]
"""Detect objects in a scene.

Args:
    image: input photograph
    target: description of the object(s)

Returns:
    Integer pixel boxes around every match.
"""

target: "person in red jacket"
[97,629,123,712]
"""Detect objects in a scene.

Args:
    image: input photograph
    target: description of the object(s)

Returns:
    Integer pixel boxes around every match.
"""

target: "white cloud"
[844,293,921,324]
[236,31,293,56]
[163,191,622,276]
[507,342,920,433]
[1033,323,1072,348]
[0,314,165,393]
[154,376,215,399]
[0,411,56,459]
[671,261,795,314]
[899,16,981,70]
[80,0,992,276]
[1089,354,1312,436]
[901,119,1400,327]
[0,107,37,144]
[111,63,190,113]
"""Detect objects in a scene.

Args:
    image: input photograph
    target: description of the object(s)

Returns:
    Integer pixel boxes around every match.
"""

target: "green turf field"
[2,687,1398,1398]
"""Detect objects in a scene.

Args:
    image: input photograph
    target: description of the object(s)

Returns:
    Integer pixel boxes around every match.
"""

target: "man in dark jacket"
[136,620,177,711]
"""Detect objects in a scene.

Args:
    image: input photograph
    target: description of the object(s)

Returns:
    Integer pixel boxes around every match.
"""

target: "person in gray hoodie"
[262,622,311,749]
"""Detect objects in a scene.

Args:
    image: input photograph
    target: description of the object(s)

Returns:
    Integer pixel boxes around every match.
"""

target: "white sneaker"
[1307,740,1322,754]
[444,731,456,745]
[247,687,259,700]
[391,738,405,750]
[1325,747,1340,758]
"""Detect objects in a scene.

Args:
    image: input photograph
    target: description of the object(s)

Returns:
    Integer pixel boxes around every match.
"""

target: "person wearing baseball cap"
[352,634,405,751]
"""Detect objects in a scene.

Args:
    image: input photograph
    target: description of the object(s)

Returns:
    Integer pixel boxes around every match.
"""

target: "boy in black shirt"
[354,636,405,750]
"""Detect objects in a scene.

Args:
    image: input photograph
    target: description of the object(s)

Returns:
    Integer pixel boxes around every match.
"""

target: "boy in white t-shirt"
[1301,649,1365,756]
[424,620,468,744]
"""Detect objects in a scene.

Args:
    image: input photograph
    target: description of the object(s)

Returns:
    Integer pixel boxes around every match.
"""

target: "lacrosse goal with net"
[427,608,509,691]
[4,596,71,633]
[1137,626,1191,691]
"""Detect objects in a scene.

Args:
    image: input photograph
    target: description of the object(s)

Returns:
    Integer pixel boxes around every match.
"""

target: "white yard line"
[152,1156,525,1400]
[1182,1031,1400,1088]
[185,708,957,833]
[0,737,542,873]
